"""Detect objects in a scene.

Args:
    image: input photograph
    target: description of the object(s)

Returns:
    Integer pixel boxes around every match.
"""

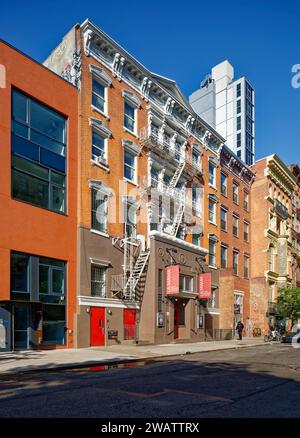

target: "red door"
[90,307,105,346]
[124,309,136,340]
[174,301,179,339]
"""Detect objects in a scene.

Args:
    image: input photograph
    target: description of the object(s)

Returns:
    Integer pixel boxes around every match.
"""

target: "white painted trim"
[149,230,208,255]
[89,64,112,86]
[78,295,140,309]
[89,117,112,138]
[122,139,140,156]
[80,22,224,154]
[122,89,141,108]
[90,257,111,266]
[90,229,110,239]
[207,308,220,315]
[91,104,110,120]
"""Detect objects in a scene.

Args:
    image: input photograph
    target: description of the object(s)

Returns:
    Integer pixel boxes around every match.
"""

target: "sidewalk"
[0,338,266,375]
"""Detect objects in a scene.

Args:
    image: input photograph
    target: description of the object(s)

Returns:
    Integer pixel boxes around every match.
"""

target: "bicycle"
[264,330,282,342]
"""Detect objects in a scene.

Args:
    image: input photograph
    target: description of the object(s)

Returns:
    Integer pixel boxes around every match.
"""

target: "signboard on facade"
[157,312,165,328]
[166,265,180,295]
[197,314,204,329]
[198,273,212,299]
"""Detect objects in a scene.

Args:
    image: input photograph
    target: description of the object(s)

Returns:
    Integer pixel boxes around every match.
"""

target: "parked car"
[281,330,300,343]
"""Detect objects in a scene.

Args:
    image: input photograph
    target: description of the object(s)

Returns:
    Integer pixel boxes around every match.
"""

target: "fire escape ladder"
[167,161,185,192]
[169,199,185,237]
[123,250,150,301]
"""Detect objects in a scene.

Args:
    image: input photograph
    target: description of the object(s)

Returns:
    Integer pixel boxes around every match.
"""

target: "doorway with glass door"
[13,303,30,350]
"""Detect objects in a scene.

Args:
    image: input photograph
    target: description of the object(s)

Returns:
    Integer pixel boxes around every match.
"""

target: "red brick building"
[0,41,78,351]
[289,164,300,288]
[219,146,254,338]
[250,155,296,333]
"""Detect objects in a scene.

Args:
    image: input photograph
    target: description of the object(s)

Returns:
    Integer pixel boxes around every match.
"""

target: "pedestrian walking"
[236,320,244,340]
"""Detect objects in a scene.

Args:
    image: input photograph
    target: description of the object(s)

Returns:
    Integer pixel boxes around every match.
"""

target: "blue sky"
[1,0,299,164]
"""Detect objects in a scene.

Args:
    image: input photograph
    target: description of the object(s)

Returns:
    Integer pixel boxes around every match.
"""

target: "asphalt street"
[0,344,299,418]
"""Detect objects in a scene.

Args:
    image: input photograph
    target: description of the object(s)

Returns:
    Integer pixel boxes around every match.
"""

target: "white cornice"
[80,19,224,152]
[78,295,140,309]
[149,230,208,255]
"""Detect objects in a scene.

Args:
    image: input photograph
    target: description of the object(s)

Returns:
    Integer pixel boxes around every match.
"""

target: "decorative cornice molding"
[122,139,141,155]
[89,117,112,138]
[88,179,114,196]
[89,64,112,86]
[112,52,125,81]
[122,89,141,108]
[80,20,224,152]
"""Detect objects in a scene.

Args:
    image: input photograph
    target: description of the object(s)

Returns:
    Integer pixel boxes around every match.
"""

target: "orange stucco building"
[0,41,78,350]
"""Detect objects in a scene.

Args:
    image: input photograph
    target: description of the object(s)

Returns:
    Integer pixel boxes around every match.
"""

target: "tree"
[276,287,300,323]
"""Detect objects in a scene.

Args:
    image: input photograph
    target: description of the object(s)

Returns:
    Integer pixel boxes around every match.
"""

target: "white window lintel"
[122,139,140,156]
[89,117,112,138]
[89,64,112,87]
[122,89,141,108]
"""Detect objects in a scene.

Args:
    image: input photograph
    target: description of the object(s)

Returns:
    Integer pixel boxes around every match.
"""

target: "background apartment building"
[45,20,225,347]
[289,164,300,288]
[0,41,78,351]
[189,60,255,166]
[250,155,296,332]
[219,146,254,337]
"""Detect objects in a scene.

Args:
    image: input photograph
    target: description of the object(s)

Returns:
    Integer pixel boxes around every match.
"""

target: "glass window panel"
[92,132,105,161]
[11,134,39,162]
[40,148,66,173]
[31,100,65,144]
[52,269,64,294]
[11,253,29,292]
[179,275,184,291]
[52,186,65,213]
[92,79,105,98]
[39,265,49,294]
[39,257,65,268]
[125,102,135,119]
[12,155,49,180]
[209,163,215,185]
[124,150,135,181]
[124,102,135,132]
[31,130,65,156]
[91,189,107,233]
[12,90,27,122]
[12,169,49,208]
[91,265,106,297]
[221,246,227,268]
[12,120,29,138]
[124,165,134,181]
[42,304,66,345]
[125,151,135,167]
[51,171,65,186]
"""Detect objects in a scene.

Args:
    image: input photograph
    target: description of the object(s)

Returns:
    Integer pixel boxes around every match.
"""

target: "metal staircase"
[123,250,150,301]
[169,199,185,237]
[167,161,185,192]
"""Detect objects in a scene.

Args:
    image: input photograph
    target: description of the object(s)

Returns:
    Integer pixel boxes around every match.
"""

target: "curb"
[0,341,268,377]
